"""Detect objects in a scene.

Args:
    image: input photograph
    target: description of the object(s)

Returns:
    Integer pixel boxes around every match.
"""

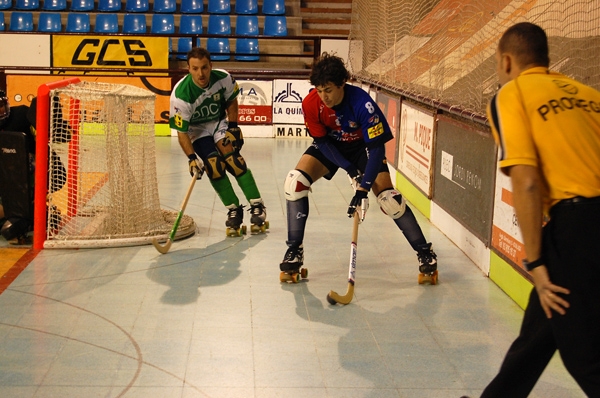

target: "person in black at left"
[0,91,68,241]
[0,90,36,241]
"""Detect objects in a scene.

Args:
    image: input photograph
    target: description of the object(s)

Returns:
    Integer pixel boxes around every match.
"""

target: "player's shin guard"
[393,206,427,250]
[209,176,239,208]
[235,169,261,202]
[286,196,309,245]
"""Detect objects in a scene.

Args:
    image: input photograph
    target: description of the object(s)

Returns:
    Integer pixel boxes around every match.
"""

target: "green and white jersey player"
[169,47,267,234]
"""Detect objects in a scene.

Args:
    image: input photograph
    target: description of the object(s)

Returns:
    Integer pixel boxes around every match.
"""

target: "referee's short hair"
[499,22,550,68]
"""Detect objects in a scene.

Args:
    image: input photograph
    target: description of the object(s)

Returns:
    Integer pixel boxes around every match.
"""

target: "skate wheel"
[279,271,300,283]
[279,271,290,283]
[418,270,438,285]
[250,222,268,234]
[300,268,308,279]
[226,226,245,237]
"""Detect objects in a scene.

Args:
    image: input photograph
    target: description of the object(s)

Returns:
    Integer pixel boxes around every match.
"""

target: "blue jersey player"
[280,53,438,279]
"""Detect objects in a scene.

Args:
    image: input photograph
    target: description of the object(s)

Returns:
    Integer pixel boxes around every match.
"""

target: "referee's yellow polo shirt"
[488,67,600,209]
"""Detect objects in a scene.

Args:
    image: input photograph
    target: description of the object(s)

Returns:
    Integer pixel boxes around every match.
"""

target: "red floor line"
[0,249,40,295]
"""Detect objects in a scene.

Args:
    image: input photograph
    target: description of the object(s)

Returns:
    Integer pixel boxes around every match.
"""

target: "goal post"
[33,80,196,249]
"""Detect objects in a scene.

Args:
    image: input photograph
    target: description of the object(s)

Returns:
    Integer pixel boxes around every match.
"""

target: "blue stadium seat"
[70,0,94,12]
[208,0,231,14]
[207,38,230,61]
[235,15,259,61]
[180,0,203,14]
[207,15,231,61]
[41,0,66,10]
[235,38,259,61]
[95,13,119,33]
[9,12,34,31]
[125,0,149,13]
[235,0,257,15]
[97,0,121,12]
[151,14,174,56]
[66,13,90,32]
[0,12,5,30]
[122,13,146,33]
[264,15,287,36]
[38,12,62,32]
[262,0,285,15]
[0,0,10,10]
[177,14,202,60]
[153,0,176,13]
[15,0,40,10]
[151,14,174,33]
[207,14,230,34]
[235,15,258,35]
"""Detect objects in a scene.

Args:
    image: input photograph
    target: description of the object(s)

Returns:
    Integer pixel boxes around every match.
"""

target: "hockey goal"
[33,80,195,249]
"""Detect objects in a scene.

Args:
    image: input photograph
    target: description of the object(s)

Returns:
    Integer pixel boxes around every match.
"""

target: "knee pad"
[377,189,406,219]
[223,151,248,177]
[284,169,312,201]
[204,152,227,180]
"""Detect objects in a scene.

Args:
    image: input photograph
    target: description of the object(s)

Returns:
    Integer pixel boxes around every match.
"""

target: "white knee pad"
[377,189,406,219]
[284,170,312,201]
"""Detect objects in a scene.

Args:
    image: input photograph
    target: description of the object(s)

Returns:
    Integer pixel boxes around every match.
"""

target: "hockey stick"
[152,169,199,254]
[326,211,360,305]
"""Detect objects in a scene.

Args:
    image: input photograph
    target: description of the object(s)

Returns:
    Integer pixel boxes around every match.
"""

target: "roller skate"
[225,204,246,237]
[417,242,438,285]
[248,198,269,234]
[279,243,308,283]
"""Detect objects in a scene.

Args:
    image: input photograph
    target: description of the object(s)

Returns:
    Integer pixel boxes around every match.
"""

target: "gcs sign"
[71,39,152,67]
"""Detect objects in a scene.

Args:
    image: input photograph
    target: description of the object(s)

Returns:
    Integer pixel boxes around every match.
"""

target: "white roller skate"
[225,204,246,237]
[248,198,269,234]
[279,244,307,283]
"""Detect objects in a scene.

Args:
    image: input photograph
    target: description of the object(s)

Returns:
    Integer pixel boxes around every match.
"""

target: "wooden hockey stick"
[152,169,199,254]
[326,211,360,305]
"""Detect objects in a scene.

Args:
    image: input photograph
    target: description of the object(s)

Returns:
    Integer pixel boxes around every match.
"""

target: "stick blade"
[152,238,172,254]
[326,283,354,305]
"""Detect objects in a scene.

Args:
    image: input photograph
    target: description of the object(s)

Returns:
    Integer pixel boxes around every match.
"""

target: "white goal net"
[44,81,195,248]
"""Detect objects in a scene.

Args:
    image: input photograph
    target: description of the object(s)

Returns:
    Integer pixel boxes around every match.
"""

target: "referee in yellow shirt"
[481,22,600,397]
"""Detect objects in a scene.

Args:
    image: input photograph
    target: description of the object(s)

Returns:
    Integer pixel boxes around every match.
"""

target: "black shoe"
[1,218,31,241]
[417,242,437,274]
[249,199,266,226]
[226,204,244,229]
[280,244,304,272]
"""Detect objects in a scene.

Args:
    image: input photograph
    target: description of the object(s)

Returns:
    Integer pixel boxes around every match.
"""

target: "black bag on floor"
[0,131,33,239]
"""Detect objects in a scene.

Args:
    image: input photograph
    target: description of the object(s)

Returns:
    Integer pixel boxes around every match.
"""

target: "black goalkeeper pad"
[0,131,33,220]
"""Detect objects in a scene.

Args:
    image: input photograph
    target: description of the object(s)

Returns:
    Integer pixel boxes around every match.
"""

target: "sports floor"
[0,137,584,397]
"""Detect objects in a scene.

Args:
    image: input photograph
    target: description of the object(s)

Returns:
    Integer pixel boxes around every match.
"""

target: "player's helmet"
[0,89,10,126]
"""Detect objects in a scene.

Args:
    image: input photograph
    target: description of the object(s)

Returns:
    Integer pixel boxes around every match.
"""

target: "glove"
[225,122,244,151]
[347,168,363,191]
[348,190,369,221]
[188,154,204,180]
